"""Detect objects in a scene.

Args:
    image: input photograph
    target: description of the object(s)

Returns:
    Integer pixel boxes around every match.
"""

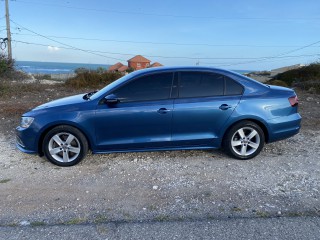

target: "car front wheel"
[43,125,88,166]
[224,121,265,160]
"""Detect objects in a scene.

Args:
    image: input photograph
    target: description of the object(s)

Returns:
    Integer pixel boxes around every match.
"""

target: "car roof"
[131,66,233,75]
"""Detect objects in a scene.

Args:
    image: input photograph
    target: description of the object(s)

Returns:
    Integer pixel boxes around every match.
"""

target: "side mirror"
[104,94,119,104]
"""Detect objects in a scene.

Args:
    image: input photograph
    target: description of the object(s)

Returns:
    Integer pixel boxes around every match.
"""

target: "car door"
[171,71,243,147]
[94,72,174,151]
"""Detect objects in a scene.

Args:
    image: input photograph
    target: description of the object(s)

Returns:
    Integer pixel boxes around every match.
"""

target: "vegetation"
[0,54,29,81]
[33,74,51,80]
[0,81,54,98]
[0,179,11,184]
[268,62,320,93]
[65,70,122,89]
[126,67,135,73]
[0,54,14,75]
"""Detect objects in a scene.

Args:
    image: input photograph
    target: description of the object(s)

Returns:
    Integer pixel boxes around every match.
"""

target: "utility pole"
[5,0,12,61]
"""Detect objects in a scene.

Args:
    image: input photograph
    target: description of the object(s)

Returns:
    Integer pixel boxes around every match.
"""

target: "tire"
[223,121,265,160]
[43,125,88,166]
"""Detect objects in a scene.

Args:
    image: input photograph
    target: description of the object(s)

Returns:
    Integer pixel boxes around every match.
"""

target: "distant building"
[108,62,125,72]
[127,55,151,70]
[108,55,163,73]
[270,64,304,77]
[117,65,128,72]
[150,62,163,68]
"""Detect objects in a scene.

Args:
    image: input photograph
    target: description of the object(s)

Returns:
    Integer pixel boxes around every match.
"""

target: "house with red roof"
[108,62,125,72]
[127,55,151,70]
[150,62,163,68]
[108,55,162,73]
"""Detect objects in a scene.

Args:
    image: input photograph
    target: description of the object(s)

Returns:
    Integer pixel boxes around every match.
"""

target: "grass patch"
[154,215,170,222]
[30,221,46,227]
[8,223,18,227]
[231,207,242,212]
[255,211,269,218]
[0,179,11,184]
[0,81,54,98]
[286,212,304,217]
[64,218,87,225]
[94,215,109,224]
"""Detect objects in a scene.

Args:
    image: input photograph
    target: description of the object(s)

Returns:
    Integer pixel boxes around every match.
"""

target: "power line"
[13,40,320,62]
[13,0,320,21]
[11,32,320,49]
[10,20,126,62]
[200,53,320,65]
[214,40,320,67]
[10,20,320,66]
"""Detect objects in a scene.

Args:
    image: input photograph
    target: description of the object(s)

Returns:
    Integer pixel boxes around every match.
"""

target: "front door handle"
[157,108,169,114]
[219,104,232,110]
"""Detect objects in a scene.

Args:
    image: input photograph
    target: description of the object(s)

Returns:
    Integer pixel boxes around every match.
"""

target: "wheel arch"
[222,118,270,144]
[37,123,93,156]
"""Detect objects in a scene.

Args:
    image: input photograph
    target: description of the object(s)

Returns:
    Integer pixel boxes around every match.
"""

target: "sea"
[15,61,252,75]
[15,61,111,74]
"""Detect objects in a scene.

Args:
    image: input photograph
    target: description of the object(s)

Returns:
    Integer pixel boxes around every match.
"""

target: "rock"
[153,185,159,190]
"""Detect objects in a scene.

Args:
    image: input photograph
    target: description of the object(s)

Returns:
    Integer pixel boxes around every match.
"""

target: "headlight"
[20,117,34,128]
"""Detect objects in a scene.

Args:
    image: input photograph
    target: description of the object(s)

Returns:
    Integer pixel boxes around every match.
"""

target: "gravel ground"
[0,86,319,235]
[1,217,320,240]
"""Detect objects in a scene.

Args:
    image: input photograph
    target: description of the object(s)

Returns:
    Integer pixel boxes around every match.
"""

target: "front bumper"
[16,126,38,154]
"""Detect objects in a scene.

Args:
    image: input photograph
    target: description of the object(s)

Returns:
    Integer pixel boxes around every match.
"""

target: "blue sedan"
[16,67,301,166]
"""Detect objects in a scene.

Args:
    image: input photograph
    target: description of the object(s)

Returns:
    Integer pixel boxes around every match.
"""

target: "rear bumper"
[267,113,302,143]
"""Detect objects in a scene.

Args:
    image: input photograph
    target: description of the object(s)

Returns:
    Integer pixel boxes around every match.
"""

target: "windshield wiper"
[83,90,98,100]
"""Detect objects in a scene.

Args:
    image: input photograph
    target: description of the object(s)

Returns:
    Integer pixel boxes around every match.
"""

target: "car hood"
[34,94,87,110]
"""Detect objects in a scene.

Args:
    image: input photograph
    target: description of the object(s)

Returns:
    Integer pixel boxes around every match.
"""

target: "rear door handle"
[157,108,169,114]
[219,104,232,110]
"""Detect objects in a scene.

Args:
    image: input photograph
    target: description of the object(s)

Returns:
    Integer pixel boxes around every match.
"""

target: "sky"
[0,0,320,70]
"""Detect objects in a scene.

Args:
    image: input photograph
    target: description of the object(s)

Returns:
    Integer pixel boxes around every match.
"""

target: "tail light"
[288,96,298,107]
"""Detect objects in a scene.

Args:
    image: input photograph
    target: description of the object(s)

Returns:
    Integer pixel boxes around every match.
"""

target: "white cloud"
[48,46,60,52]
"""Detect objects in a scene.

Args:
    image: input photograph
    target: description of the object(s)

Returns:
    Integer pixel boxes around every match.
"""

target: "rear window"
[225,77,243,95]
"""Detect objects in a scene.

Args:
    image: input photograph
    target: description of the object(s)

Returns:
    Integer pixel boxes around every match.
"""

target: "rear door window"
[179,72,224,98]
[178,72,243,98]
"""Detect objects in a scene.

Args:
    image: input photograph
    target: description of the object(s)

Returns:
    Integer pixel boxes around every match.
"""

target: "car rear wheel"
[224,121,265,160]
[43,125,88,166]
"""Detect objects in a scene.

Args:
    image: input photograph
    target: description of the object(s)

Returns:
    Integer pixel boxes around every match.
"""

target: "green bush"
[65,71,122,89]
[0,54,14,76]
[275,63,320,85]
[270,62,320,93]
[266,80,288,87]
